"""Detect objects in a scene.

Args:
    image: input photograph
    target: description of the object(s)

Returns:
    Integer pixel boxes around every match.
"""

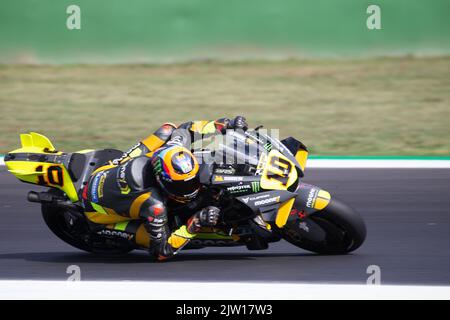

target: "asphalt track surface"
[0,168,449,285]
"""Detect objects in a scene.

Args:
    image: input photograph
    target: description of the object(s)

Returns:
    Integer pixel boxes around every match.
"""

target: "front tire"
[281,198,366,254]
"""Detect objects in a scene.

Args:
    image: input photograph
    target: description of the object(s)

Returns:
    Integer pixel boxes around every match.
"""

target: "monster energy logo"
[251,181,261,193]
[153,159,163,175]
[264,142,272,152]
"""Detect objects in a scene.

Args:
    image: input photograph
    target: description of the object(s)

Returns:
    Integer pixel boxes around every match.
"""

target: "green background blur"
[1,1,449,156]
[1,0,450,63]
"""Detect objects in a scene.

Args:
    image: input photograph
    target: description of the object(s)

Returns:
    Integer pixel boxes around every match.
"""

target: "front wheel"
[280,198,366,254]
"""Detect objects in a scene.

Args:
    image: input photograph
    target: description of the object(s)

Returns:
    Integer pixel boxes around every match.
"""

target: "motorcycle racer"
[81,116,248,261]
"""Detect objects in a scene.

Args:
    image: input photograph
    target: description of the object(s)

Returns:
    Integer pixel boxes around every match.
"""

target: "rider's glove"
[198,206,221,226]
[229,116,248,131]
[187,206,221,233]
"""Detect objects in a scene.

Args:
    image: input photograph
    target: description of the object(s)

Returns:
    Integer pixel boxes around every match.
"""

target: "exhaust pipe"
[27,191,54,203]
[27,191,81,212]
[27,191,40,203]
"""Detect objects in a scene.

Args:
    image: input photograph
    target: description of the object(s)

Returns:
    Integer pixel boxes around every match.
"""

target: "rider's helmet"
[151,145,200,203]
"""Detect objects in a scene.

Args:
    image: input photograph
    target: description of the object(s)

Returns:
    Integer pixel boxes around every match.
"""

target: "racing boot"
[165,206,221,256]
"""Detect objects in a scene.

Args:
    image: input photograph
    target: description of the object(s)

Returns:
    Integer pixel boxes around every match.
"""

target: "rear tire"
[42,202,94,253]
[281,198,366,254]
[41,189,134,254]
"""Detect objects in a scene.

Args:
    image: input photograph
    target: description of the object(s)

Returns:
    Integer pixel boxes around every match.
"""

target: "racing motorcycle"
[4,129,366,255]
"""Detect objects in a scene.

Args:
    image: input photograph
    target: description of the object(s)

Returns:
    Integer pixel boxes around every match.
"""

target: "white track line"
[0,281,449,300]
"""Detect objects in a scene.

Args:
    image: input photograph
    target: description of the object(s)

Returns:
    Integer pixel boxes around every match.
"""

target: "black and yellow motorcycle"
[4,129,366,256]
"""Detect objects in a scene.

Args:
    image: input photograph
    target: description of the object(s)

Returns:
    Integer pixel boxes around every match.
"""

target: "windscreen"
[207,130,269,167]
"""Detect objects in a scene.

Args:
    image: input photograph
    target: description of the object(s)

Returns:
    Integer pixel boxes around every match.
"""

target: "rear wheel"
[41,189,134,254]
[280,198,366,254]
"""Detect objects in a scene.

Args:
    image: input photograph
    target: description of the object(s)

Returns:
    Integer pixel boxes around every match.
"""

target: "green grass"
[0,57,449,155]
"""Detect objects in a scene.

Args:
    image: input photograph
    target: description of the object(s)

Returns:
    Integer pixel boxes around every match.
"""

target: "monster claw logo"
[251,181,261,192]
[263,142,273,152]
[152,159,163,175]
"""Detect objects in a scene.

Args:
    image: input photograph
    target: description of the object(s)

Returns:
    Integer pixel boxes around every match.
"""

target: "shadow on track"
[0,251,321,264]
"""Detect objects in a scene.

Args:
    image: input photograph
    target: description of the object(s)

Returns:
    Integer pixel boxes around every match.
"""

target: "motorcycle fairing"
[236,189,295,212]
[260,149,298,191]
[235,189,297,228]
[5,133,79,202]
[294,182,332,214]
[210,174,262,196]
[5,130,332,250]
[208,131,313,229]
[5,133,124,204]
[280,136,309,172]
[246,131,306,177]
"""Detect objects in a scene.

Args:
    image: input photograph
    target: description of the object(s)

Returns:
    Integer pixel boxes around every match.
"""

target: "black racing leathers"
[82,156,176,259]
[83,117,246,260]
